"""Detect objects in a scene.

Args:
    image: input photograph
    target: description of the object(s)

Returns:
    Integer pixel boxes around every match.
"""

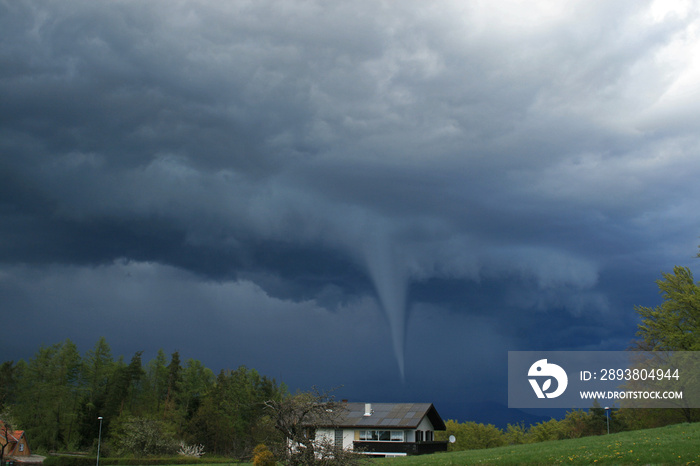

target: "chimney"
[364,403,372,416]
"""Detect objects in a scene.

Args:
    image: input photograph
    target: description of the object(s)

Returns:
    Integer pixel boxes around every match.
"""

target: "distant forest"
[0,337,287,459]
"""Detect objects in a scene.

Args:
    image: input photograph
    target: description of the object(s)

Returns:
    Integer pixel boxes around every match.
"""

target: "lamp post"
[604,407,610,434]
[96,417,103,466]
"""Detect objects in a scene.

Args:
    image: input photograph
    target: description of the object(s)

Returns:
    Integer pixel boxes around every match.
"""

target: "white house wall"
[417,416,434,431]
[314,428,354,450]
[341,429,354,449]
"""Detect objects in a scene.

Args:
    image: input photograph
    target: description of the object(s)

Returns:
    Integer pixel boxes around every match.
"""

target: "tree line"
[437,403,617,452]
[0,339,287,459]
[438,401,695,453]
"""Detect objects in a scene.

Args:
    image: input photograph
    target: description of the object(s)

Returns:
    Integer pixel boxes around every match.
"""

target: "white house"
[311,402,447,457]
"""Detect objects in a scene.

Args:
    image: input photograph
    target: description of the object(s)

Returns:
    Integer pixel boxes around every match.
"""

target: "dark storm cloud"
[2,0,700,415]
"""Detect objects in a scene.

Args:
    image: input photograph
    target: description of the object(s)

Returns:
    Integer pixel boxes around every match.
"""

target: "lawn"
[374,422,700,465]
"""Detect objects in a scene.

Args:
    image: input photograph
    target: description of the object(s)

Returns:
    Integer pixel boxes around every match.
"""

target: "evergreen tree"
[177,359,214,436]
[164,352,182,419]
[145,350,169,416]
[15,339,82,450]
[0,361,17,412]
[76,337,114,448]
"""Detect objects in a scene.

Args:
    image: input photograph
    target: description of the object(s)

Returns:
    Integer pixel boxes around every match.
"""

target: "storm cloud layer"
[2,0,700,417]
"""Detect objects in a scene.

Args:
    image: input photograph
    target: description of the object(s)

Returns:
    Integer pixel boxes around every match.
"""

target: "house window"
[19,444,24,452]
[334,429,343,448]
[359,430,404,441]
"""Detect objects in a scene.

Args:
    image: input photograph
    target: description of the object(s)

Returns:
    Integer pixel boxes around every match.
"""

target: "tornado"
[362,233,409,380]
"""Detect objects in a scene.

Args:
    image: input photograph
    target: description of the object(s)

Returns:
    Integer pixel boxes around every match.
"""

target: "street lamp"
[604,407,610,434]
[96,417,103,466]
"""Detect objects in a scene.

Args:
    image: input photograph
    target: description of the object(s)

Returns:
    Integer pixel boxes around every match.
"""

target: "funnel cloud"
[362,231,410,380]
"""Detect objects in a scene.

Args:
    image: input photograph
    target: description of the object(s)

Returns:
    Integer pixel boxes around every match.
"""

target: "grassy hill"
[374,422,700,465]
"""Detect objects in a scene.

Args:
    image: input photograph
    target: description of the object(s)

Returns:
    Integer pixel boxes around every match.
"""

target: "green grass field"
[374,422,700,465]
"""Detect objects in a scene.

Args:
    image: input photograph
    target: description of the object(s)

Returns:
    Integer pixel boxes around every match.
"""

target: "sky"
[2,0,700,425]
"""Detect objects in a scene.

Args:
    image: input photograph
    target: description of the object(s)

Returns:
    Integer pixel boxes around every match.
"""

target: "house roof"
[317,403,446,430]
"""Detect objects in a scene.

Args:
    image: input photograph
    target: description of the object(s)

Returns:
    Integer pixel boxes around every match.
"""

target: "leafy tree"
[304,436,368,466]
[558,409,591,439]
[0,416,14,466]
[186,382,234,456]
[633,265,700,423]
[264,387,345,465]
[189,366,284,457]
[635,266,700,351]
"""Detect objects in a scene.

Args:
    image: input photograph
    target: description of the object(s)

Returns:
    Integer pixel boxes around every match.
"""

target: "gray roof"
[316,403,446,430]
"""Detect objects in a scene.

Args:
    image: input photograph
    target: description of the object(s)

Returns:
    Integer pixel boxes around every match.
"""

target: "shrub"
[110,416,177,457]
[529,418,564,442]
[441,419,505,451]
[252,444,275,466]
[177,441,205,458]
[504,422,528,445]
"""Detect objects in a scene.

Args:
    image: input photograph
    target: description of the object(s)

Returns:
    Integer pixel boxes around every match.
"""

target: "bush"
[252,444,275,466]
[441,420,505,451]
[177,441,205,458]
[559,409,592,439]
[110,416,177,457]
[504,422,528,445]
[529,418,564,442]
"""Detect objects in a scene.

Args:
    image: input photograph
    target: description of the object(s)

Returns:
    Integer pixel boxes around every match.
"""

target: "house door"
[334,429,343,448]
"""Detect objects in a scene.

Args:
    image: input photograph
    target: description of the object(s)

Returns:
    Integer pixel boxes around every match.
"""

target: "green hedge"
[43,456,238,466]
